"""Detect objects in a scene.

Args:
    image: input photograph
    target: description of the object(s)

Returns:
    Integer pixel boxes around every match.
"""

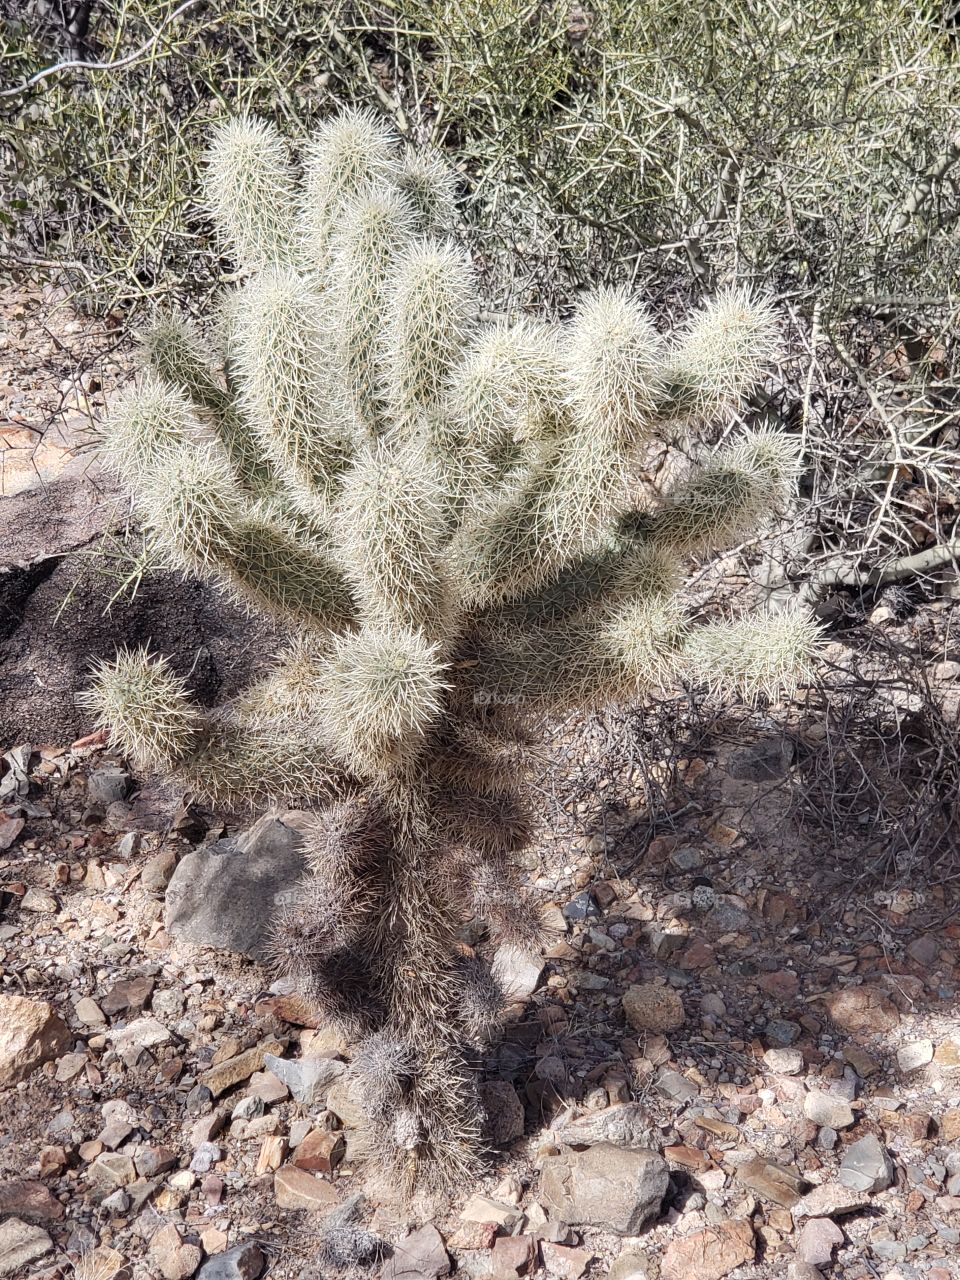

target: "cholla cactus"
[83,106,820,1196]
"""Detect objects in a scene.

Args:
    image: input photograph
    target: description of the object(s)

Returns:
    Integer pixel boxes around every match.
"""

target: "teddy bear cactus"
[84,106,818,1194]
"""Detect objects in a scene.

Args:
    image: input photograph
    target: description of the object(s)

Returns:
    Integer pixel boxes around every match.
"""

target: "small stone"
[159,1243,203,1280]
[273,1166,339,1212]
[839,1134,894,1193]
[765,1019,801,1047]
[897,1040,934,1072]
[135,1146,178,1177]
[109,1016,171,1055]
[758,970,800,1000]
[934,1039,960,1070]
[605,1253,652,1280]
[669,846,702,871]
[539,1243,592,1280]
[141,849,178,895]
[197,1242,265,1280]
[75,997,107,1027]
[0,996,72,1088]
[843,1045,879,1078]
[0,1219,54,1276]
[797,1218,844,1267]
[292,1129,343,1173]
[381,1224,450,1280]
[117,831,142,858]
[825,986,899,1034]
[326,1077,365,1128]
[262,1052,345,1104]
[941,1109,960,1142]
[460,1195,522,1228]
[736,1158,807,1208]
[491,944,544,1000]
[479,1080,525,1145]
[540,1144,668,1235]
[490,1235,536,1277]
[786,1265,823,1280]
[190,1142,222,1174]
[55,1051,87,1082]
[655,1069,698,1103]
[795,1183,869,1218]
[204,1038,285,1097]
[0,1180,64,1223]
[803,1091,854,1130]
[562,892,599,923]
[763,1047,803,1075]
[88,767,131,806]
[556,1103,655,1150]
[622,983,685,1034]
[255,1136,287,1175]
[100,975,156,1017]
[89,1153,136,1189]
[661,1219,755,1280]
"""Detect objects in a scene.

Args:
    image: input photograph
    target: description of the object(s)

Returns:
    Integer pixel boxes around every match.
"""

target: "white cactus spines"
[85,106,820,1196]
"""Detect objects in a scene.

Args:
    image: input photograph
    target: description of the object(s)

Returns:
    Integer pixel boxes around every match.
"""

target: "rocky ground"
[3,284,960,1280]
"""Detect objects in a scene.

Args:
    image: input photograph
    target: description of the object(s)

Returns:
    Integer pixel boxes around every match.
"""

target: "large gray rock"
[164,813,309,958]
[540,1144,668,1235]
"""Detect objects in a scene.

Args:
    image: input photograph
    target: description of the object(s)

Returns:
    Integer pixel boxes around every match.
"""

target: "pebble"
[797,1217,843,1266]
[763,1047,803,1075]
[622,983,685,1034]
[897,1040,934,1072]
[803,1091,855,1130]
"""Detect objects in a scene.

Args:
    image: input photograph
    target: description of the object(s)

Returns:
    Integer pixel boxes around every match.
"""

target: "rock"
[803,1091,854,1130]
[765,1018,801,1046]
[787,1265,823,1280]
[0,1180,64,1222]
[135,1146,178,1177]
[490,1235,536,1277]
[897,1040,934,1072]
[605,1254,652,1280]
[758,969,799,1000]
[824,986,899,1034]
[839,1134,894,1193]
[479,1080,525,1144]
[109,1016,171,1056]
[142,849,178,895]
[88,766,131,806]
[292,1129,344,1173]
[540,1243,591,1280]
[763,1047,803,1074]
[942,1108,960,1142]
[0,995,72,1087]
[797,1218,843,1266]
[655,1069,698,1104]
[273,1166,339,1212]
[622,983,685,1033]
[326,1077,366,1128]
[794,1182,868,1218]
[669,846,702,871]
[89,1153,136,1189]
[562,892,600,923]
[661,1220,754,1280]
[74,996,107,1027]
[158,1243,203,1280]
[491,945,544,1000]
[204,1038,286,1097]
[460,1195,522,1228]
[736,1157,807,1208]
[101,974,155,1016]
[164,813,309,958]
[556,1104,655,1150]
[540,1144,668,1235]
[0,1219,54,1276]
[262,1052,346,1104]
[381,1224,450,1280]
[197,1243,265,1280]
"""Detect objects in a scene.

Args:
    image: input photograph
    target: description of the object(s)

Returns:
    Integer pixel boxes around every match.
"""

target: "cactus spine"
[85,106,819,1196]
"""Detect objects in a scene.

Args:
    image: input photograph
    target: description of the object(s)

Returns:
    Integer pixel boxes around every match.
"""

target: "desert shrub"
[80,106,819,1191]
